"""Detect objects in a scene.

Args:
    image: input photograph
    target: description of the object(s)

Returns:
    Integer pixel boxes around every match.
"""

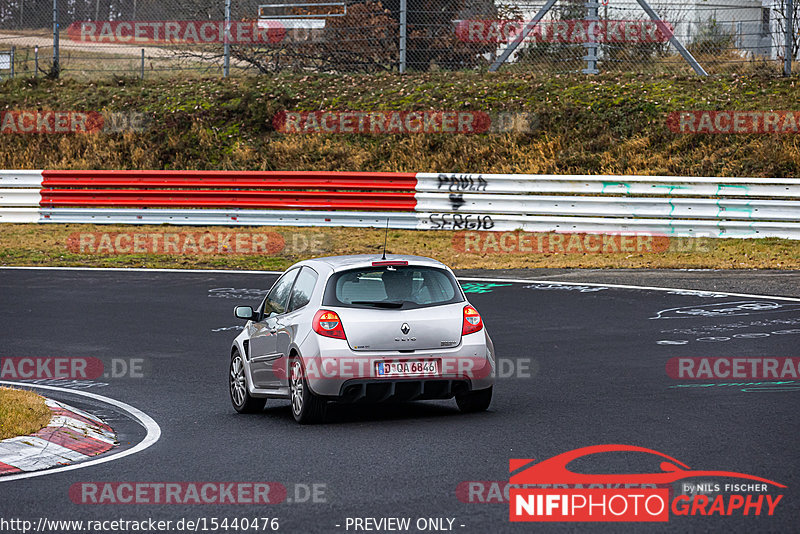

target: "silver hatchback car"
[228,254,495,423]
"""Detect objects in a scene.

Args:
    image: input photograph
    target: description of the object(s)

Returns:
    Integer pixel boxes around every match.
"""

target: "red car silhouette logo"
[510,444,785,487]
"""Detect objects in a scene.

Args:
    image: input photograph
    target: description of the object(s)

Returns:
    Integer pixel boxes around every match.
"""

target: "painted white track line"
[0,381,161,483]
[457,277,800,303]
[2,266,799,302]
[0,266,281,275]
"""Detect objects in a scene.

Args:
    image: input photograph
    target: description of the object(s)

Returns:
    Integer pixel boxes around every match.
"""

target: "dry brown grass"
[0,387,51,440]
[1,224,799,271]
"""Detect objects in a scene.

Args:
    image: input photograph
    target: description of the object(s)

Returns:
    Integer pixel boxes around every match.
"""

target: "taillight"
[462,305,483,336]
[313,309,347,340]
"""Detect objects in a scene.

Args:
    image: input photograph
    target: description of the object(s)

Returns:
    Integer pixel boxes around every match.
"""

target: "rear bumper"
[334,378,471,403]
[303,332,494,397]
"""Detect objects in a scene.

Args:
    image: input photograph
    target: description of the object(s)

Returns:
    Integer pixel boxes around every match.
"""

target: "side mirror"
[234,306,256,321]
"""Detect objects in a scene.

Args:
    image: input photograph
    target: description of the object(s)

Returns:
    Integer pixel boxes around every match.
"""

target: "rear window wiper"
[350,300,404,308]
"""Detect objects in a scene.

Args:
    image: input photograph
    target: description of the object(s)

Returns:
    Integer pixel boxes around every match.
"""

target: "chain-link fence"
[0,0,797,79]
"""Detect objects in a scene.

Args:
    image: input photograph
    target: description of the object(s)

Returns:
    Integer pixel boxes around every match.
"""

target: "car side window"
[261,269,299,318]
[288,267,318,312]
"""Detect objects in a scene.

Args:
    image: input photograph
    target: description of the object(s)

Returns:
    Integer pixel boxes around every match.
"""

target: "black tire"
[456,386,492,413]
[229,351,266,413]
[289,356,326,424]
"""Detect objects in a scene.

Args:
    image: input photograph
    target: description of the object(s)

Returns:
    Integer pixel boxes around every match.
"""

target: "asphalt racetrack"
[0,268,798,533]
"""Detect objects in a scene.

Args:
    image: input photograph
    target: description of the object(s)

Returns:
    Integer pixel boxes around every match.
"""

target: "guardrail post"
[399,0,407,73]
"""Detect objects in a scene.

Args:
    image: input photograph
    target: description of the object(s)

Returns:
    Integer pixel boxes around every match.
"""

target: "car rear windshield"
[322,265,464,310]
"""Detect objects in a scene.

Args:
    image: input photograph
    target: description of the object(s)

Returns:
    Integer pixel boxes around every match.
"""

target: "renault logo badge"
[400,323,410,335]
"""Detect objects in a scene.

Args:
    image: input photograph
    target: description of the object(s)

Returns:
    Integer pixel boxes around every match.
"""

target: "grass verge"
[1,224,799,270]
[0,387,51,440]
[1,72,799,176]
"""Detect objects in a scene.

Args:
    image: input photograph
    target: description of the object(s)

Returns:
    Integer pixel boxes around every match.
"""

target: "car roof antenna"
[381,218,389,260]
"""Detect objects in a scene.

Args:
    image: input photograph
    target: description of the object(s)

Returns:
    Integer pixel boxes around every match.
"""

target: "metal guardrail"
[39,208,419,228]
[39,170,417,190]
[422,172,800,238]
[415,193,800,221]
[36,170,417,211]
[416,211,800,238]
[0,207,40,223]
[39,189,416,210]
[416,173,800,198]
[0,189,42,206]
[0,170,48,188]
[3,170,800,239]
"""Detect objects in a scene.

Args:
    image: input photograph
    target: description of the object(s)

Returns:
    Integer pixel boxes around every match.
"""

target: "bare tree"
[771,0,800,61]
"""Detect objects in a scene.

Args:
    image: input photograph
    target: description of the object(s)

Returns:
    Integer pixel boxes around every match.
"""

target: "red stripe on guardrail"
[40,190,416,210]
[40,170,418,190]
[39,170,420,211]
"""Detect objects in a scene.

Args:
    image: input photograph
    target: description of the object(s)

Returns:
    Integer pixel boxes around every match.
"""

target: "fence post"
[583,0,599,74]
[785,0,794,76]
[141,49,145,80]
[34,46,38,77]
[737,21,742,50]
[52,0,59,77]
[223,0,231,78]
[399,0,407,73]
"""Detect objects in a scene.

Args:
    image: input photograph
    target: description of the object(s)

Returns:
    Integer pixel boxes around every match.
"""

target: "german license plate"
[376,360,438,378]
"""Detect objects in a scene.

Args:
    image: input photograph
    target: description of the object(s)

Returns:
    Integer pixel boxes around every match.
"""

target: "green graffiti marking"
[460,282,513,294]
[600,181,631,194]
